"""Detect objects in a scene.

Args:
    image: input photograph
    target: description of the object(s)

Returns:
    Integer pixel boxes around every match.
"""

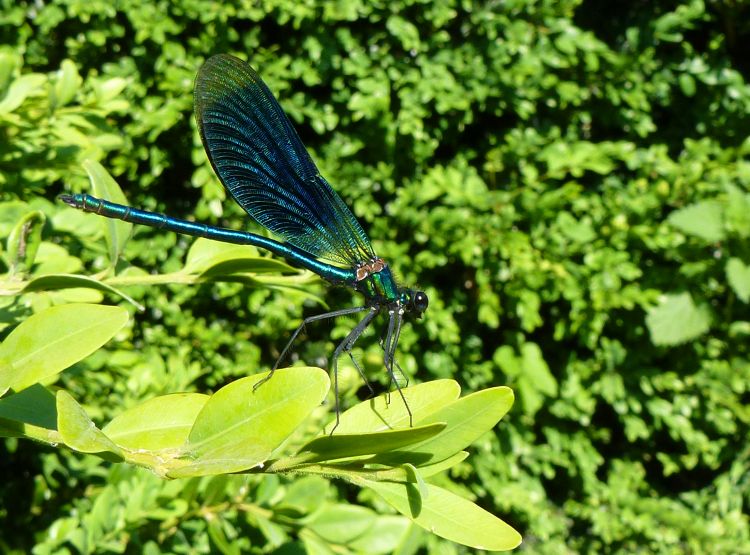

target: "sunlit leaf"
[296,423,446,463]
[168,367,329,477]
[0,384,57,436]
[646,292,712,346]
[726,258,750,303]
[0,304,129,395]
[327,380,461,434]
[183,237,297,278]
[57,390,123,459]
[306,504,376,544]
[373,387,514,466]
[5,210,45,274]
[52,59,81,109]
[0,73,45,114]
[103,393,209,451]
[23,274,143,309]
[82,159,131,265]
[364,480,521,551]
[668,200,725,242]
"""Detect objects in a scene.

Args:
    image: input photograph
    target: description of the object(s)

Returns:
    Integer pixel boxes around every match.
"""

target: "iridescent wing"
[195,54,375,267]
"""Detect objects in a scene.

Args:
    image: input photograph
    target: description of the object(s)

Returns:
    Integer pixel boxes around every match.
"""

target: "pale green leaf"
[386,15,421,51]
[374,387,514,466]
[168,367,329,477]
[57,390,123,458]
[646,292,712,346]
[102,393,209,451]
[328,379,461,434]
[5,210,45,274]
[725,186,750,238]
[95,77,128,103]
[726,258,750,303]
[82,159,131,265]
[364,480,522,551]
[678,73,696,97]
[668,200,725,242]
[307,504,376,544]
[0,51,17,93]
[23,273,144,309]
[517,342,557,416]
[276,476,330,514]
[52,59,81,108]
[183,237,295,277]
[0,303,129,395]
[0,73,45,114]
[28,241,82,275]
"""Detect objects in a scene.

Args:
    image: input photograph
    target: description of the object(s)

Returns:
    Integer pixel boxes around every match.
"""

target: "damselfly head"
[402,289,429,318]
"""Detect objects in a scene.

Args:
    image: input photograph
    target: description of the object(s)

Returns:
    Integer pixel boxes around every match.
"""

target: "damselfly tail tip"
[58,194,77,207]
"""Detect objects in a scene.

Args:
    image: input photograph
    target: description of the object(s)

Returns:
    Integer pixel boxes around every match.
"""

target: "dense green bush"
[2,0,750,552]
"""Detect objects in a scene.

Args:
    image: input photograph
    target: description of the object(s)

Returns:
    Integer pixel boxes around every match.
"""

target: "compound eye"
[413,291,429,313]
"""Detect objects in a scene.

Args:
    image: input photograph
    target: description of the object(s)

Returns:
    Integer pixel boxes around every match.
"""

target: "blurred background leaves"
[2,0,750,552]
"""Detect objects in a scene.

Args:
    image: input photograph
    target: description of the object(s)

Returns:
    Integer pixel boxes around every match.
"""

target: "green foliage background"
[2,0,750,552]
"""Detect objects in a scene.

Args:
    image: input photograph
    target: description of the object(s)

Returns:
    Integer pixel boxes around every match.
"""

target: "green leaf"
[276,475,330,514]
[102,393,209,451]
[646,292,712,346]
[0,73,45,114]
[82,159,132,265]
[168,367,329,478]
[5,210,45,274]
[328,379,461,434]
[679,73,696,97]
[373,387,514,466]
[403,463,428,499]
[183,238,296,277]
[386,15,421,51]
[206,519,238,555]
[23,273,144,309]
[300,530,338,555]
[0,384,57,436]
[306,504,376,544]
[726,258,750,303]
[0,303,129,395]
[295,423,446,464]
[52,59,81,109]
[668,200,725,242]
[725,186,750,238]
[57,390,123,459]
[364,480,521,551]
[557,211,596,243]
[347,515,413,554]
[415,451,470,478]
[0,50,17,93]
[512,342,558,417]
